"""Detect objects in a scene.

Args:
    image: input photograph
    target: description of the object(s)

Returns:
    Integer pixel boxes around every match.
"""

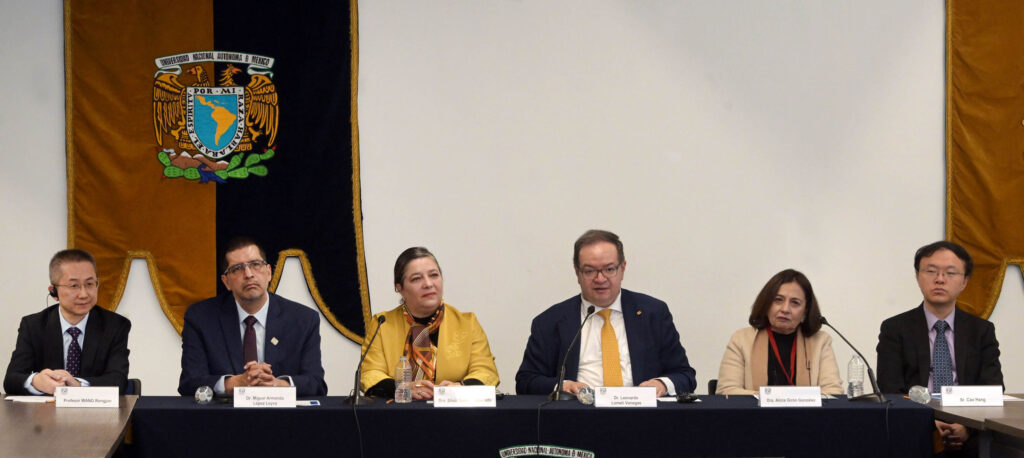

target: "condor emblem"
[152,51,279,183]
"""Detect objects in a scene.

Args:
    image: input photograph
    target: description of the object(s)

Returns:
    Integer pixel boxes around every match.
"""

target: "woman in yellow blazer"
[716,269,843,395]
[360,247,499,400]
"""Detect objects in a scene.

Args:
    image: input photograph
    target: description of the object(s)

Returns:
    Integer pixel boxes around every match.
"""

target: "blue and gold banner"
[65,0,370,341]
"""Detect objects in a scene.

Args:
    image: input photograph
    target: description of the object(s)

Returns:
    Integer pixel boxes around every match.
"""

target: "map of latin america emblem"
[152,51,279,183]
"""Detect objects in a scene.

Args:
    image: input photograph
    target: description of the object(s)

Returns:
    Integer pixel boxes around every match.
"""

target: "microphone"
[550,305,596,401]
[819,316,885,403]
[346,315,387,405]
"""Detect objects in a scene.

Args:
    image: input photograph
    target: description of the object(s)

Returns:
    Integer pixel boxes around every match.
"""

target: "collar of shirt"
[59,308,89,339]
[235,297,270,327]
[924,305,956,334]
[579,293,623,320]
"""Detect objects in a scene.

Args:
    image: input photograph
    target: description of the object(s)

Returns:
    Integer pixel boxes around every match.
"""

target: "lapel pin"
[637,310,642,316]
[271,337,279,346]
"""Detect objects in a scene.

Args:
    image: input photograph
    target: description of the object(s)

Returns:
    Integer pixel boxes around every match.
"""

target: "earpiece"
[49,286,58,298]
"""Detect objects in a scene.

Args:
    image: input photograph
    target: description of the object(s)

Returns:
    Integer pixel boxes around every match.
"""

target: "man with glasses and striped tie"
[4,249,131,395]
[515,229,696,398]
[877,240,1004,454]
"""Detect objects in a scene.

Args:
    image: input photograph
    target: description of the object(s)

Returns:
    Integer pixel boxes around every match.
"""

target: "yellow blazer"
[716,327,844,395]
[360,303,499,392]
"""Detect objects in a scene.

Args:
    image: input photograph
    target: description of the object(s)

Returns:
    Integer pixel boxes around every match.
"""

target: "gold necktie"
[598,309,623,386]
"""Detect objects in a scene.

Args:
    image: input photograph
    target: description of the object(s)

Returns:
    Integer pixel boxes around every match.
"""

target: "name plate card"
[433,385,496,407]
[940,386,1003,407]
[594,386,657,408]
[758,386,822,407]
[55,386,119,408]
[234,386,296,408]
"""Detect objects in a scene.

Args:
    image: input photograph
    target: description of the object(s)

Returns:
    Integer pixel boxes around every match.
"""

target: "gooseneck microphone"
[819,316,885,403]
[550,305,596,401]
[347,315,387,405]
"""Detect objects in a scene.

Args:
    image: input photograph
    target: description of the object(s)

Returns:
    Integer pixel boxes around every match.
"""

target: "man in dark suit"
[516,230,696,396]
[877,240,1002,453]
[4,249,131,395]
[178,237,327,396]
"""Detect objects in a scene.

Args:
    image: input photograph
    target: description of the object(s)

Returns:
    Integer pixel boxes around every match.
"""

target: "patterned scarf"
[403,304,445,382]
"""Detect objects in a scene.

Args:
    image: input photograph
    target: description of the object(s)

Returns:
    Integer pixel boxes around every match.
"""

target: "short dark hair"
[394,247,441,286]
[914,241,973,277]
[573,230,625,269]
[748,269,822,336]
[220,236,268,273]
[49,249,97,284]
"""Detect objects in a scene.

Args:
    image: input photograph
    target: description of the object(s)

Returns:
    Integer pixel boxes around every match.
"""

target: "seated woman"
[716,269,843,395]
[361,247,499,400]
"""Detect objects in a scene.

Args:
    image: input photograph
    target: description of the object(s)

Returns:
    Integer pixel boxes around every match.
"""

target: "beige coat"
[716,327,844,395]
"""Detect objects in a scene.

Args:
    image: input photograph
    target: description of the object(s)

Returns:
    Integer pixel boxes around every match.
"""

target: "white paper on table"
[5,396,55,403]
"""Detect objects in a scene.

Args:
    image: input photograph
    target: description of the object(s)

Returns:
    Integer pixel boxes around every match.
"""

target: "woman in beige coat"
[716,269,843,395]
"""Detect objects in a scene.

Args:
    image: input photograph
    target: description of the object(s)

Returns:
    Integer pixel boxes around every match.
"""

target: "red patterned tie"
[243,316,258,364]
[66,327,82,377]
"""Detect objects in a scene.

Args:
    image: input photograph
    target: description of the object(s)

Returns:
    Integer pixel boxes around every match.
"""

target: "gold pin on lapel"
[271,337,279,346]
[637,310,642,316]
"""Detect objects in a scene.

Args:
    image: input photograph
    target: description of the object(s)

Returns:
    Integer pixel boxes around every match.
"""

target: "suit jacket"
[4,304,131,395]
[359,303,499,392]
[178,292,327,396]
[716,327,843,395]
[515,289,696,395]
[876,304,1002,394]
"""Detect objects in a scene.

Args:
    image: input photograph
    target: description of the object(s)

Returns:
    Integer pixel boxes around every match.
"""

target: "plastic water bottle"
[908,385,931,404]
[394,356,413,403]
[847,355,865,398]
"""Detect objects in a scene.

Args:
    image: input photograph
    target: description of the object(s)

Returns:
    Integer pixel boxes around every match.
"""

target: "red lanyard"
[766,327,797,385]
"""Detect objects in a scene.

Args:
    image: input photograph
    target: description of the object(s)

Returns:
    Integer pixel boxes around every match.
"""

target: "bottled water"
[847,355,865,398]
[908,385,931,404]
[394,356,413,403]
[577,386,595,405]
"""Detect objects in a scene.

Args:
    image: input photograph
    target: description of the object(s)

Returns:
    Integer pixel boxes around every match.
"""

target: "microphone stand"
[346,315,387,405]
[550,305,596,401]
[820,317,885,403]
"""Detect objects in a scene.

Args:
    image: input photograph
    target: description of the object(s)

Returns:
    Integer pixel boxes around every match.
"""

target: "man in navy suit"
[877,241,1002,454]
[516,230,696,397]
[178,237,327,396]
[4,249,131,395]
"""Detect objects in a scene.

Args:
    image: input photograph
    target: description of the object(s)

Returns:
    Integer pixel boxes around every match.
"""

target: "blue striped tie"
[932,320,954,392]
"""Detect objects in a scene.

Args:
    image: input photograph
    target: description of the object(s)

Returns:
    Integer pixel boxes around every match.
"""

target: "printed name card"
[55,386,119,408]
[940,386,1003,407]
[758,386,822,407]
[433,385,496,407]
[234,386,296,408]
[594,386,657,408]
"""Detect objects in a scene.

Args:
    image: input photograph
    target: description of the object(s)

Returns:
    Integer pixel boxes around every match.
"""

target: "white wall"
[3,0,1021,396]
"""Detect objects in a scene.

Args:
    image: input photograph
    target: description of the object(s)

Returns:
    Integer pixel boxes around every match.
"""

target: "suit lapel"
[264,294,281,366]
[219,295,244,373]
[952,307,969,384]
[561,297,583,381]
[79,308,103,374]
[44,307,65,370]
[910,305,932,387]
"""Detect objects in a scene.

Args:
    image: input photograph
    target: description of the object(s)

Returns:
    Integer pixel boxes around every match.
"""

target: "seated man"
[516,230,696,397]
[877,241,1003,454]
[4,249,131,395]
[178,237,327,396]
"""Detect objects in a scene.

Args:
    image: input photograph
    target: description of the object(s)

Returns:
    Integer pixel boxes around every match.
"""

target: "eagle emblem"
[152,51,278,183]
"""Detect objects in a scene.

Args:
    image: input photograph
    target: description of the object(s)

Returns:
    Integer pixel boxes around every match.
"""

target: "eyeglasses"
[223,260,269,276]
[920,268,964,280]
[579,264,622,280]
[54,280,100,292]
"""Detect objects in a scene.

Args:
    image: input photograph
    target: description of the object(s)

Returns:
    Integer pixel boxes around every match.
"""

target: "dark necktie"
[932,320,954,392]
[66,327,82,377]
[243,315,258,365]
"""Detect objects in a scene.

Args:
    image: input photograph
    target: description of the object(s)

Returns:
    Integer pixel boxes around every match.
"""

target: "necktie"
[597,309,623,386]
[932,320,954,392]
[66,327,82,377]
[243,315,258,365]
